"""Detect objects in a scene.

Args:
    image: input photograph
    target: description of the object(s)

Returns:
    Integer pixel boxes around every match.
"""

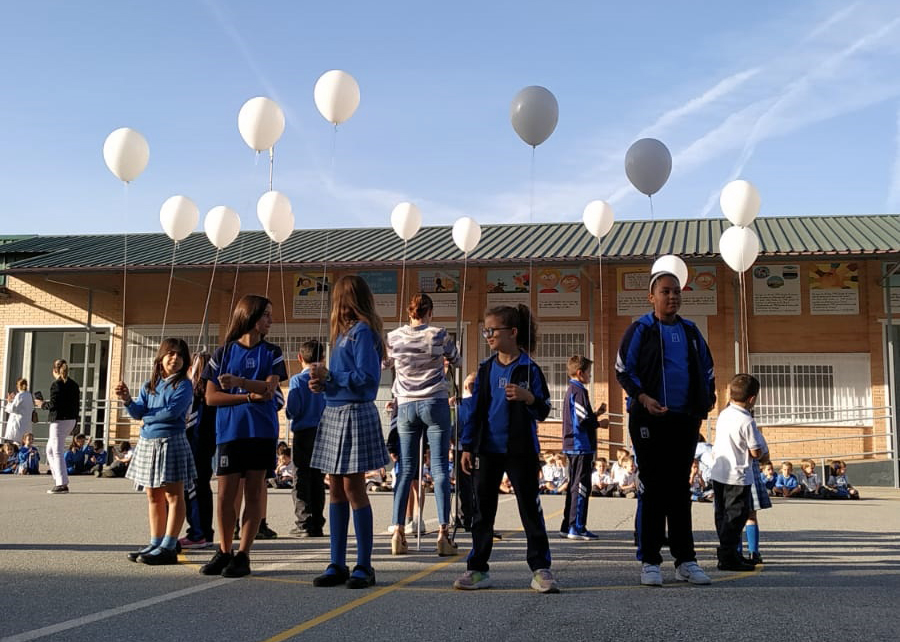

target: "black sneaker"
[256,523,278,539]
[200,549,233,576]
[750,552,764,565]
[139,547,178,566]
[313,563,350,587]
[222,551,251,578]
[717,557,756,572]
[345,564,376,589]
[47,485,69,494]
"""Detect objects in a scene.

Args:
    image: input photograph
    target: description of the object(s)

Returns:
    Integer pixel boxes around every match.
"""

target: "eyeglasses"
[481,326,512,338]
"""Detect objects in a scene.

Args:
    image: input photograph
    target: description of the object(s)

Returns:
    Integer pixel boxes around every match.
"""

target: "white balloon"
[102,127,149,182]
[266,211,294,244]
[452,216,482,254]
[257,190,292,232]
[625,138,672,196]
[720,179,761,227]
[314,70,360,125]
[719,225,760,273]
[651,254,689,289]
[390,202,422,241]
[204,206,241,250]
[510,86,559,147]
[159,195,199,242]
[582,200,615,239]
[238,97,285,151]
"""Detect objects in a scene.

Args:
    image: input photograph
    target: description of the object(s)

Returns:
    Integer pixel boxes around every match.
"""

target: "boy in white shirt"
[613,456,638,498]
[710,374,767,572]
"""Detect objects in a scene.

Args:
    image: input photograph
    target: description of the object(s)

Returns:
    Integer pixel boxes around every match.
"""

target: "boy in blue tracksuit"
[286,340,327,537]
[17,432,41,474]
[560,355,607,540]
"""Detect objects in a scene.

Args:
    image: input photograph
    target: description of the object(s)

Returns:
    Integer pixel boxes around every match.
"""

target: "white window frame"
[125,324,221,393]
[749,353,872,426]
[478,321,588,421]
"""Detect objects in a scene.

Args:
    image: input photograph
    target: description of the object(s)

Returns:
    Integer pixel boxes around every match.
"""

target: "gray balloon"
[510,86,559,147]
[625,138,672,196]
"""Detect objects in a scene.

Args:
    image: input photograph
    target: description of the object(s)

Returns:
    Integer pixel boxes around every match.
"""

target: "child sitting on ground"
[65,433,91,475]
[0,443,18,473]
[799,459,823,498]
[273,442,296,489]
[774,461,803,498]
[760,462,777,495]
[89,439,108,475]
[591,457,614,497]
[101,440,132,477]
[825,460,860,499]
[614,455,638,498]
[689,460,713,502]
[17,432,41,474]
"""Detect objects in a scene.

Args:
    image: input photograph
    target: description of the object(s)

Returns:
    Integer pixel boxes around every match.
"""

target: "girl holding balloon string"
[199,294,287,578]
[308,275,389,589]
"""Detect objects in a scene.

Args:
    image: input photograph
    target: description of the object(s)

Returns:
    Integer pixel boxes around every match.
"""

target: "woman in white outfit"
[40,359,81,494]
[4,378,34,444]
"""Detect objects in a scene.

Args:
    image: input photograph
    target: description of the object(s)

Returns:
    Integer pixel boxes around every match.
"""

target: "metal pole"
[885,267,898,488]
[81,289,92,438]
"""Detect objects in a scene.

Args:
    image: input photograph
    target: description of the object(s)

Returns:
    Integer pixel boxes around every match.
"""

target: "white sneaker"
[640,563,663,586]
[675,561,711,585]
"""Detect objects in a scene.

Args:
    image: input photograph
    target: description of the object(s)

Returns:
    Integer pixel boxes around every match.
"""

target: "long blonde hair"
[330,275,383,357]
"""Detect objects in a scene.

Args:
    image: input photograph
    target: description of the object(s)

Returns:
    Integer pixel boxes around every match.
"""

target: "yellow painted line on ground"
[261,554,463,642]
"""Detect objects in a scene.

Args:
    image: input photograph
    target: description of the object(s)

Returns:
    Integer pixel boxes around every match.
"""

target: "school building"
[1,214,898,485]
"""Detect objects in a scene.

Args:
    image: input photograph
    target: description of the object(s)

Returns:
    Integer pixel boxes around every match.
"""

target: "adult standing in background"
[4,378,34,445]
[386,294,460,557]
[615,271,716,587]
[41,359,81,494]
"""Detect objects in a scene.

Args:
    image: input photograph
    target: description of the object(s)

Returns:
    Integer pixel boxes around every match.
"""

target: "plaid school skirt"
[126,432,197,490]
[748,460,772,511]
[311,402,389,475]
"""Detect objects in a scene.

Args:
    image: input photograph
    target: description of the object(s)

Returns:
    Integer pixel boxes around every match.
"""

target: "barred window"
[125,325,220,393]
[750,353,871,426]
[479,322,588,421]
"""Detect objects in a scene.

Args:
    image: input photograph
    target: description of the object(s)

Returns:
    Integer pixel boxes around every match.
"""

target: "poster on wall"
[536,267,581,317]
[486,269,530,308]
[681,266,718,316]
[418,269,459,317]
[617,268,651,316]
[752,265,801,316]
[292,272,329,319]
[809,262,859,315]
[884,263,900,313]
[360,270,398,319]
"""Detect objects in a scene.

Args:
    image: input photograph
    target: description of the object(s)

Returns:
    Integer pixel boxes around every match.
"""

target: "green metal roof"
[1,215,898,273]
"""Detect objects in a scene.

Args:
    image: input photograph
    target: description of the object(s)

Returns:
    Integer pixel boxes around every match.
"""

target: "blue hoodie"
[125,377,193,439]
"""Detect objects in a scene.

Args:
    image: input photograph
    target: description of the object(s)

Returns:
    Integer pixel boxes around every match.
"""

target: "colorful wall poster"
[418,270,459,317]
[485,269,530,308]
[884,263,900,314]
[752,265,801,316]
[809,262,859,315]
[681,265,718,316]
[292,272,329,319]
[536,267,582,317]
[359,270,398,319]
[617,268,651,316]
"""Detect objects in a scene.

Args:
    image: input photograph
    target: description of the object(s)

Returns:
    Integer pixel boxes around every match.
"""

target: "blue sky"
[2,1,900,236]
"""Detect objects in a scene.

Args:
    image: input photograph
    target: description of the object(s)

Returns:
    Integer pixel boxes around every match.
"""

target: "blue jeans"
[391,399,452,526]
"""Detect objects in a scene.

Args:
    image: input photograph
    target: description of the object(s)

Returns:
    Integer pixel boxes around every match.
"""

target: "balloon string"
[597,237,605,391]
[119,183,130,382]
[265,239,273,298]
[317,232,331,349]
[198,248,220,353]
[398,239,408,328]
[527,145,537,391]
[268,146,275,191]
[331,125,338,181]
[161,242,178,337]
[228,235,245,316]
[278,243,292,378]
[649,195,655,222]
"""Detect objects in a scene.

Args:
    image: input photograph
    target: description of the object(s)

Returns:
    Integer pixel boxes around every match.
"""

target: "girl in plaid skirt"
[309,275,389,589]
[116,338,195,565]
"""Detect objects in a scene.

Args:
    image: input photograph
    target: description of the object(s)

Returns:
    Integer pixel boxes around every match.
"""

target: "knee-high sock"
[330,501,350,567]
[353,505,374,569]
[745,524,760,554]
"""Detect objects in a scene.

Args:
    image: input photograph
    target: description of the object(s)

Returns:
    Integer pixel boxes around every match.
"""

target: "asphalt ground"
[2,475,899,642]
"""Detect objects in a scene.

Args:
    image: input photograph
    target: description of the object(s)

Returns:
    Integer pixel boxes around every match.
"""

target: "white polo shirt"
[710,403,766,485]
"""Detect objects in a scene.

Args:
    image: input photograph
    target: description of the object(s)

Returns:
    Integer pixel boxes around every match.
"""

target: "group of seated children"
[0,432,41,474]
[539,454,569,494]
[761,459,859,499]
[64,434,107,476]
[97,441,133,478]
[589,450,638,498]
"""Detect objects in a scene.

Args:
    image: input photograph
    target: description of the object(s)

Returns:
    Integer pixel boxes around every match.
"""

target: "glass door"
[61,331,109,438]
